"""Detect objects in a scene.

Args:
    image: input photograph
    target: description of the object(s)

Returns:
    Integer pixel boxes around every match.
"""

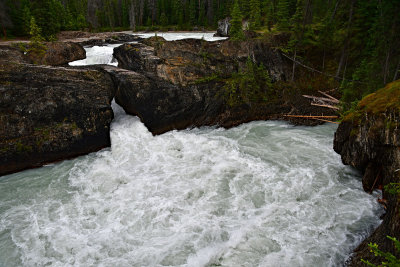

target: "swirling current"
[0,33,383,266]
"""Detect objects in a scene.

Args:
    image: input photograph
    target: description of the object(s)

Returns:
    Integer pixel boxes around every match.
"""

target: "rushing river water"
[1,33,383,266]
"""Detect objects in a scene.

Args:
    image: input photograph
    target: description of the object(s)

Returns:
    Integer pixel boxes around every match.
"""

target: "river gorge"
[0,32,391,266]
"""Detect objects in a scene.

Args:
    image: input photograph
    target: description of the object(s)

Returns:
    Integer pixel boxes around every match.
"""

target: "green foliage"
[194,73,220,84]
[385,183,400,198]
[223,57,273,106]
[229,0,244,40]
[276,0,290,31]
[160,12,169,26]
[28,17,47,63]
[342,80,400,123]
[249,0,261,30]
[361,236,400,267]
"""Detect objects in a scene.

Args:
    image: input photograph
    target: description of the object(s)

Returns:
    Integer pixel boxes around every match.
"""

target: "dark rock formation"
[0,61,115,176]
[26,42,86,66]
[0,42,86,66]
[57,31,142,46]
[0,45,25,63]
[112,37,335,134]
[334,80,400,266]
[215,18,231,37]
[115,37,290,85]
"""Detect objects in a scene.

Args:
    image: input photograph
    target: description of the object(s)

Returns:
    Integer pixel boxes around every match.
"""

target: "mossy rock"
[344,80,400,124]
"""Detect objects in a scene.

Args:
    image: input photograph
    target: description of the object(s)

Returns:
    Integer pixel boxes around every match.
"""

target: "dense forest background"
[0,0,399,106]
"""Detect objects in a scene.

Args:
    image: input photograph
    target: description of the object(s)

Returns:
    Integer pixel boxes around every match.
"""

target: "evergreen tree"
[160,12,168,26]
[249,0,261,30]
[276,0,290,30]
[189,0,197,26]
[28,16,47,63]
[229,0,244,40]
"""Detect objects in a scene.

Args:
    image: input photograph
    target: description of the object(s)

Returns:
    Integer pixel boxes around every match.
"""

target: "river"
[0,32,383,267]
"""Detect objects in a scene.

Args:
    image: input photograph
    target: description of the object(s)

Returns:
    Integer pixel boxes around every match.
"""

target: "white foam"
[69,44,122,66]
[0,104,383,266]
[134,32,228,41]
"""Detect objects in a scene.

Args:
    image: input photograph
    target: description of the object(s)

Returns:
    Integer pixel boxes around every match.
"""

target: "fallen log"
[283,115,338,118]
[318,91,340,103]
[302,95,338,104]
[310,103,340,110]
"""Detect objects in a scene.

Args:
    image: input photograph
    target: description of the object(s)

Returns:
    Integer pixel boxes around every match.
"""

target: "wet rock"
[113,42,162,73]
[111,37,337,134]
[0,45,25,63]
[115,37,289,86]
[215,18,231,37]
[334,81,400,266]
[26,42,86,66]
[0,42,86,66]
[0,62,115,176]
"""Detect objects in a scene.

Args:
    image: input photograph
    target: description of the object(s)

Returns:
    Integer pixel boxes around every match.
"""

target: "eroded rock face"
[110,38,333,134]
[111,37,336,134]
[27,42,86,66]
[115,37,289,86]
[0,42,86,66]
[334,82,400,265]
[215,18,231,37]
[0,62,115,176]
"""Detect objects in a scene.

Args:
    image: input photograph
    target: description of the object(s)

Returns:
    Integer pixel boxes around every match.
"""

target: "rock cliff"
[334,80,400,265]
[215,17,231,37]
[0,61,115,176]
[27,42,86,66]
[112,37,335,134]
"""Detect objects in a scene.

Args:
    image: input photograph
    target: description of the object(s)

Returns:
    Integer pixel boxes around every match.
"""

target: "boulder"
[0,61,115,176]
[334,80,400,266]
[26,42,86,66]
[0,45,25,63]
[110,38,332,134]
[115,37,289,86]
[214,18,231,37]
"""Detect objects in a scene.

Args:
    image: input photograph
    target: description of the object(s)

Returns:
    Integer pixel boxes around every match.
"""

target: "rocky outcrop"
[57,31,142,46]
[115,37,290,85]
[334,80,400,266]
[0,42,86,66]
[26,42,86,66]
[112,37,335,134]
[0,61,115,176]
[215,18,231,37]
[0,45,25,63]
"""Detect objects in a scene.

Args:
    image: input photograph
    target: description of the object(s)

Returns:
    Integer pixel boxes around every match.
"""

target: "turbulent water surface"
[68,32,227,67]
[0,102,383,266]
[134,31,228,41]
[69,44,122,66]
[1,33,383,266]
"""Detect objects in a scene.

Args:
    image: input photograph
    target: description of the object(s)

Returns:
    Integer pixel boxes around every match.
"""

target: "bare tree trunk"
[1,26,6,39]
[291,48,297,81]
[336,47,346,78]
[207,0,213,25]
[330,0,341,22]
[151,0,157,25]
[336,0,355,79]
[199,0,201,18]
[383,49,390,84]
[393,58,400,81]
[342,53,348,80]
[139,0,144,25]
[129,0,136,30]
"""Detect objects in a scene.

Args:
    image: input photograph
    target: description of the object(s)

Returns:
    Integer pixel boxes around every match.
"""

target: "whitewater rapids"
[0,102,383,266]
[1,32,383,266]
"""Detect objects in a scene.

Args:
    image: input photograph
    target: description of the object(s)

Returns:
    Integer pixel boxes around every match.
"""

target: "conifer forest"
[1,0,399,106]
